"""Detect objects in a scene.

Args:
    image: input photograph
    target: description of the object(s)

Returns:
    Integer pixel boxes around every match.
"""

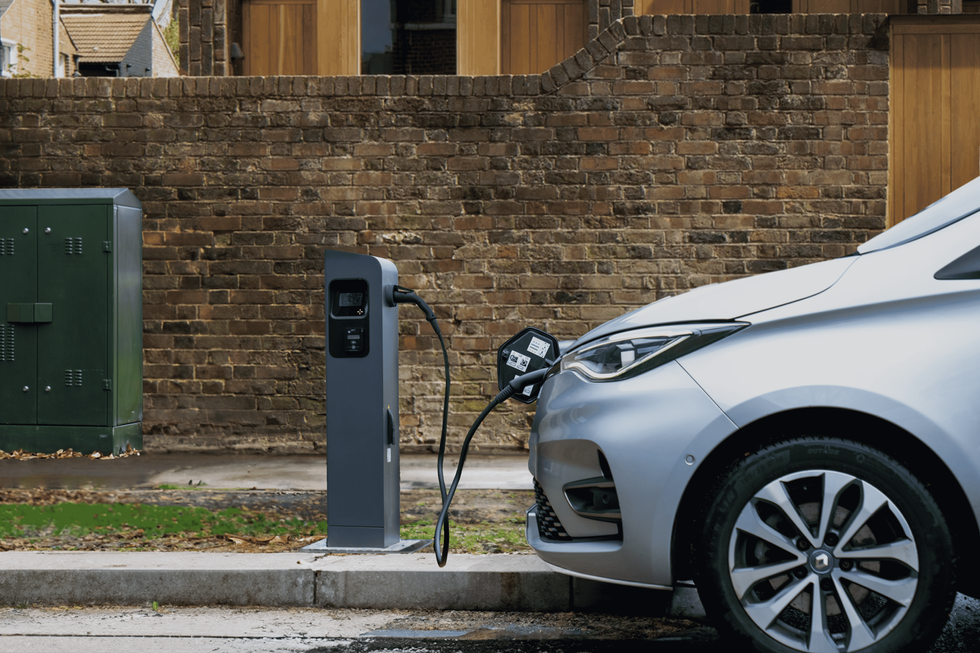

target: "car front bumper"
[526,360,737,588]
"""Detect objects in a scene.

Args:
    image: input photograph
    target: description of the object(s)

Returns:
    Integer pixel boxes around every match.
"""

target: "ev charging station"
[305,249,427,552]
[307,248,558,560]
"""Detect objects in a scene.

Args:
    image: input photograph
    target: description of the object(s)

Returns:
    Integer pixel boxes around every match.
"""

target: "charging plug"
[385,284,437,322]
[496,367,548,403]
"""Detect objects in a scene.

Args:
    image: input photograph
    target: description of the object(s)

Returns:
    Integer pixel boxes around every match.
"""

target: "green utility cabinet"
[0,189,142,454]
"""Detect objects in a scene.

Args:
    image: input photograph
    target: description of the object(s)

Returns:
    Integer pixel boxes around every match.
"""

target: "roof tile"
[61,13,150,63]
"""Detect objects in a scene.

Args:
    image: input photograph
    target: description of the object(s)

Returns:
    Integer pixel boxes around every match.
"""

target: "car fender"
[678,329,980,536]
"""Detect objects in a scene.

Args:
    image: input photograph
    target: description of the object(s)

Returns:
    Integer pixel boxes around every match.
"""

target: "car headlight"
[560,322,747,382]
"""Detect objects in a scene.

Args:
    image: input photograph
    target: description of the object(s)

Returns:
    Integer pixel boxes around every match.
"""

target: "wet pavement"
[0,453,533,492]
[5,599,980,653]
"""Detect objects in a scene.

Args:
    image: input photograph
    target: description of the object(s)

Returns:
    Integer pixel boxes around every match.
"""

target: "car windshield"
[859,175,980,254]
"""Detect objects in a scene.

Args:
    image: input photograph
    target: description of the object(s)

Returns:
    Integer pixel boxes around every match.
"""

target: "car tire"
[695,436,955,653]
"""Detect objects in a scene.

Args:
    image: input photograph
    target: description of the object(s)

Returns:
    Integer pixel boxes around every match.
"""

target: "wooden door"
[501,0,587,74]
[243,0,317,75]
[890,17,980,225]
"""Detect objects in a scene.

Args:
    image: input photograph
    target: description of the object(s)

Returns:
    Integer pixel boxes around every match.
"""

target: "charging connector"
[386,285,437,322]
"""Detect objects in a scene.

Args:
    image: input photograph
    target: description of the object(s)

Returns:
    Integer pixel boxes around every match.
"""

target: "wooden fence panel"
[502,0,586,74]
[243,0,317,76]
[891,18,980,224]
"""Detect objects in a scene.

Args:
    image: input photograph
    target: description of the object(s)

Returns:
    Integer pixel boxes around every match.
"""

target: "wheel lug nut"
[794,567,807,579]
[796,538,810,551]
[820,578,834,592]
[840,560,853,571]
[825,532,839,547]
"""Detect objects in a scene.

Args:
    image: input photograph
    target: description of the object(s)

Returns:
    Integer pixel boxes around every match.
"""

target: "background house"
[1,0,78,77]
[1,0,176,77]
[61,3,178,76]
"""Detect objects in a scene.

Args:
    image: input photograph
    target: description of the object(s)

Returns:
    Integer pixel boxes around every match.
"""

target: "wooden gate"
[890,17,980,224]
[501,0,587,74]
[242,0,318,75]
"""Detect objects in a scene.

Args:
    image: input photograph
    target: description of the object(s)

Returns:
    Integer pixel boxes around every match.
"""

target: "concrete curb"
[0,552,667,612]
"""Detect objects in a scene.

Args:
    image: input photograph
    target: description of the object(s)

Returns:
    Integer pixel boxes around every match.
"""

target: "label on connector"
[527,336,551,358]
[522,384,535,396]
[507,351,531,372]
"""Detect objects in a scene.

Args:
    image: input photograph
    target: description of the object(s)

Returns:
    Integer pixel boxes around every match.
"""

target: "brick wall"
[0,14,889,454]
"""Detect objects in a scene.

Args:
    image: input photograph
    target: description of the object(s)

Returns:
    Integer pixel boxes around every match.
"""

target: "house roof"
[61,7,151,63]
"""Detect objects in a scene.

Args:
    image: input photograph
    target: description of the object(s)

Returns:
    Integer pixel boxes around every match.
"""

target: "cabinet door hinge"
[103,379,112,391]
[103,241,112,252]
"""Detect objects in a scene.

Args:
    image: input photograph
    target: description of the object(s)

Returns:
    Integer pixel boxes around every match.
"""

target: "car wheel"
[695,437,955,653]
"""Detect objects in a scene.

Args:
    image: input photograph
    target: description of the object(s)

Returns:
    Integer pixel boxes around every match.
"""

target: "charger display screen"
[339,292,364,308]
[330,279,369,318]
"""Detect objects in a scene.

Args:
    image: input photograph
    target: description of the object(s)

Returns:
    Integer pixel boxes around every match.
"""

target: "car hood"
[570,257,857,348]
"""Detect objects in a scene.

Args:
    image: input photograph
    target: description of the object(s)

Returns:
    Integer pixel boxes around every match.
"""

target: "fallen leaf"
[0,447,139,460]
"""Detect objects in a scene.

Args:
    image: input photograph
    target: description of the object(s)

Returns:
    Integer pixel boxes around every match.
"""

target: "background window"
[750,0,792,11]
[0,41,16,77]
[362,0,457,74]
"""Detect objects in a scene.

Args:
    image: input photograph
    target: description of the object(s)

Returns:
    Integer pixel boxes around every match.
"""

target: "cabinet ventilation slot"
[0,325,13,361]
[0,238,13,256]
[65,237,83,255]
[65,369,83,387]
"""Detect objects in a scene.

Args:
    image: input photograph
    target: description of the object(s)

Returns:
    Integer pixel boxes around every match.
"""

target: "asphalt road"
[2,594,978,653]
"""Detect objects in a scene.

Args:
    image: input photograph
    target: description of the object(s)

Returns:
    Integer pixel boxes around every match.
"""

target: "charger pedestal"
[304,249,429,554]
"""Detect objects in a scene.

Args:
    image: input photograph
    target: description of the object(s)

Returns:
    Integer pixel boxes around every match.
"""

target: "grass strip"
[0,503,529,554]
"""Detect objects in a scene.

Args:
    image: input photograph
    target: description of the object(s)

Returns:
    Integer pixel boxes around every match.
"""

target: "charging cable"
[431,366,548,567]
[387,285,546,567]
[386,285,452,559]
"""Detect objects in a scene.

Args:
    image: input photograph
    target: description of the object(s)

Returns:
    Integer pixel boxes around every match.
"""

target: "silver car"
[525,176,980,653]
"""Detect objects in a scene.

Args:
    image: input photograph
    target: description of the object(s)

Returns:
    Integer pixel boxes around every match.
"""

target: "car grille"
[534,478,571,541]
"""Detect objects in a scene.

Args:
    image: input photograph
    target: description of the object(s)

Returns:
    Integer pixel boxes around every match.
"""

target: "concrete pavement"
[0,550,680,614]
[0,551,582,610]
